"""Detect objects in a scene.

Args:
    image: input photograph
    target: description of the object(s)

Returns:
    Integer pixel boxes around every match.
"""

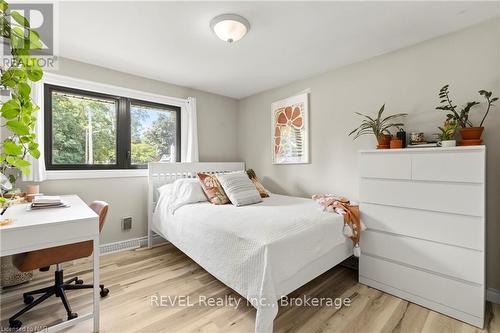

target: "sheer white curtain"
[22,81,46,182]
[180,97,199,162]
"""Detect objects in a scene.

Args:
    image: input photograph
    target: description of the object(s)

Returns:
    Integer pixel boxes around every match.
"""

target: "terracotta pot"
[459,139,483,146]
[377,134,391,149]
[460,127,484,140]
[390,138,403,149]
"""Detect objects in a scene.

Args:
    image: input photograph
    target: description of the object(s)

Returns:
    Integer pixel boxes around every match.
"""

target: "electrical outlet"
[122,217,132,230]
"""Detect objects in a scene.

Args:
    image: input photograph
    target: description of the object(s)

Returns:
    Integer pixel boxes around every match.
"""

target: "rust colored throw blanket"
[312,194,364,257]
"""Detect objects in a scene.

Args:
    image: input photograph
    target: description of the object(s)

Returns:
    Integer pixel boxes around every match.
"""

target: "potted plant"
[437,120,458,147]
[348,104,407,149]
[436,85,498,145]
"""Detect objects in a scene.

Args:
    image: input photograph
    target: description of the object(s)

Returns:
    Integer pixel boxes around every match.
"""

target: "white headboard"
[147,162,245,247]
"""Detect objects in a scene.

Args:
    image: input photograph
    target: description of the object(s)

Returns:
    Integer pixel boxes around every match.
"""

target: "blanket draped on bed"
[153,194,350,333]
[312,194,364,257]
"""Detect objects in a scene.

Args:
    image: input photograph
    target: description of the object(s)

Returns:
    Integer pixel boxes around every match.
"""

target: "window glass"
[130,103,178,165]
[50,90,117,165]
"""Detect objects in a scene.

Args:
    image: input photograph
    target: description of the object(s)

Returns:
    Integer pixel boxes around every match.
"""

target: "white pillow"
[157,183,173,197]
[217,172,262,207]
[171,178,207,203]
[158,178,207,214]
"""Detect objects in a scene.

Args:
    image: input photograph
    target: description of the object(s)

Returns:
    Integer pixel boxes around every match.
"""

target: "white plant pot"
[439,140,456,148]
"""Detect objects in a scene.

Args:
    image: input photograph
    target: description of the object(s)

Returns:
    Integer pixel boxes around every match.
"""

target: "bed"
[147,162,352,333]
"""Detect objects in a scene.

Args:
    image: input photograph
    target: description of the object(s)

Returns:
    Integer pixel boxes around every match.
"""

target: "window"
[130,101,178,165]
[44,84,181,170]
[49,90,118,166]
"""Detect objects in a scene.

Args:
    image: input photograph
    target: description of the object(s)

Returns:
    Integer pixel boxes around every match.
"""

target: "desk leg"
[93,235,100,332]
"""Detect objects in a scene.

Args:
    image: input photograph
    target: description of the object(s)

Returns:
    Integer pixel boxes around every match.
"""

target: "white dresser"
[358,146,485,328]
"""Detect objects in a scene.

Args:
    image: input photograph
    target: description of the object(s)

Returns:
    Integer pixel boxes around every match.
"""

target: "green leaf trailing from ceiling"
[17,81,31,99]
[1,99,20,119]
[6,120,30,135]
[3,141,23,155]
[0,0,44,192]
[11,11,29,28]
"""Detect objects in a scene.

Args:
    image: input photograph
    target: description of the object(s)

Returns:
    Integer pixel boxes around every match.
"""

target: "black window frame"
[44,84,181,170]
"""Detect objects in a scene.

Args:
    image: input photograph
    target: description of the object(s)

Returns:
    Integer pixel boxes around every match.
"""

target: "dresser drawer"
[412,150,485,183]
[360,203,483,250]
[360,153,411,180]
[360,178,484,217]
[359,255,484,318]
[362,230,483,283]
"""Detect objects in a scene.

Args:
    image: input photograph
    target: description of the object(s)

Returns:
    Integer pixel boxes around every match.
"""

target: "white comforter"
[153,193,348,333]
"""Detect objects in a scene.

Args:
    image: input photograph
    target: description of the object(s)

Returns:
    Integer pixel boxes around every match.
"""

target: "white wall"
[35,58,239,244]
[237,18,500,289]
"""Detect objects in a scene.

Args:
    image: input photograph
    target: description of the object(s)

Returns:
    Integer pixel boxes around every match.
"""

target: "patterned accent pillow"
[197,173,230,205]
[217,172,262,207]
[246,169,269,198]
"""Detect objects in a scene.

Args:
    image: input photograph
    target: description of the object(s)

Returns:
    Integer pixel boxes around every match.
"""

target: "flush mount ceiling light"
[210,14,250,43]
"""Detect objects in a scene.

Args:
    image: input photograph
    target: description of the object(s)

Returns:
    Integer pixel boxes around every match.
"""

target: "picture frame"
[271,93,309,164]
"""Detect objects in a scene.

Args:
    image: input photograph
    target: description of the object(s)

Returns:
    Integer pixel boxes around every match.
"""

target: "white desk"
[0,195,100,332]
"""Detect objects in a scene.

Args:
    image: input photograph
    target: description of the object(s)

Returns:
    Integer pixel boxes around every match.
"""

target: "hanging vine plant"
[0,0,43,204]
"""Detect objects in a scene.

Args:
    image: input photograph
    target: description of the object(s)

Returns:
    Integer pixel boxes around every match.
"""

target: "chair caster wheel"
[9,319,22,329]
[76,279,84,285]
[23,295,34,304]
[67,312,78,320]
[100,288,109,297]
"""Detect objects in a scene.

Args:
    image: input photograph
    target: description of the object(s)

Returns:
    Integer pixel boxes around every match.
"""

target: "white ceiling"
[58,1,500,99]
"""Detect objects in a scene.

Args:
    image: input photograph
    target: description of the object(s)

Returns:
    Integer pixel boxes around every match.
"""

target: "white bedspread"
[153,194,348,333]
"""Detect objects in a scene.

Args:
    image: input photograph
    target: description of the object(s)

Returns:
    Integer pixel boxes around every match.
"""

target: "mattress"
[153,193,350,333]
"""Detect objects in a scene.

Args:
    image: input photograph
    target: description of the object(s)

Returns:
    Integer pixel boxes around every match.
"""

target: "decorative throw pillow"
[197,173,230,205]
[246,169,269,198]
[217,172,262,207]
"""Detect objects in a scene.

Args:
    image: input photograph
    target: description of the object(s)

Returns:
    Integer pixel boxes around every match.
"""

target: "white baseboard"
[487,288,500,304]
[100,234,166,255]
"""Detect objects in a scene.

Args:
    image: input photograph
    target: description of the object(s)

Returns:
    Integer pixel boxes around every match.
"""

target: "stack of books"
[407,142,438,148]
[30,196,69,210]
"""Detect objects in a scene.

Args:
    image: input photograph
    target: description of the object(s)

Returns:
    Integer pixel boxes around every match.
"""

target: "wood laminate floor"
[1,243,498,333]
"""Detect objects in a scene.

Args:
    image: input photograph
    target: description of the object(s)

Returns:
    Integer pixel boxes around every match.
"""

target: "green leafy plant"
[478,90,498,127]
[435,85,498,128]
[438,120,458,141]
[0,0,43,204]
[348,104,407,140]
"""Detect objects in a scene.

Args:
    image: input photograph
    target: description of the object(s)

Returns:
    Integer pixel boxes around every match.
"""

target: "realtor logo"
[2,2,58,68]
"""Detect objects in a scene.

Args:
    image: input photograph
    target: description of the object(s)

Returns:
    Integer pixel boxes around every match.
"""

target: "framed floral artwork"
[271,93,309,164]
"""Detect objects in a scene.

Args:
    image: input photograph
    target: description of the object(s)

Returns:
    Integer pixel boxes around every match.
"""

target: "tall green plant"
[436,85,478,128]
[348,104,407,140]
[0,0,43,204]
[436,85,498,128]
[478,90,498,127]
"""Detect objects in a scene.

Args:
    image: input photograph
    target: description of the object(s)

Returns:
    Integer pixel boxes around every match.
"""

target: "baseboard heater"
[100,234,166,255]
